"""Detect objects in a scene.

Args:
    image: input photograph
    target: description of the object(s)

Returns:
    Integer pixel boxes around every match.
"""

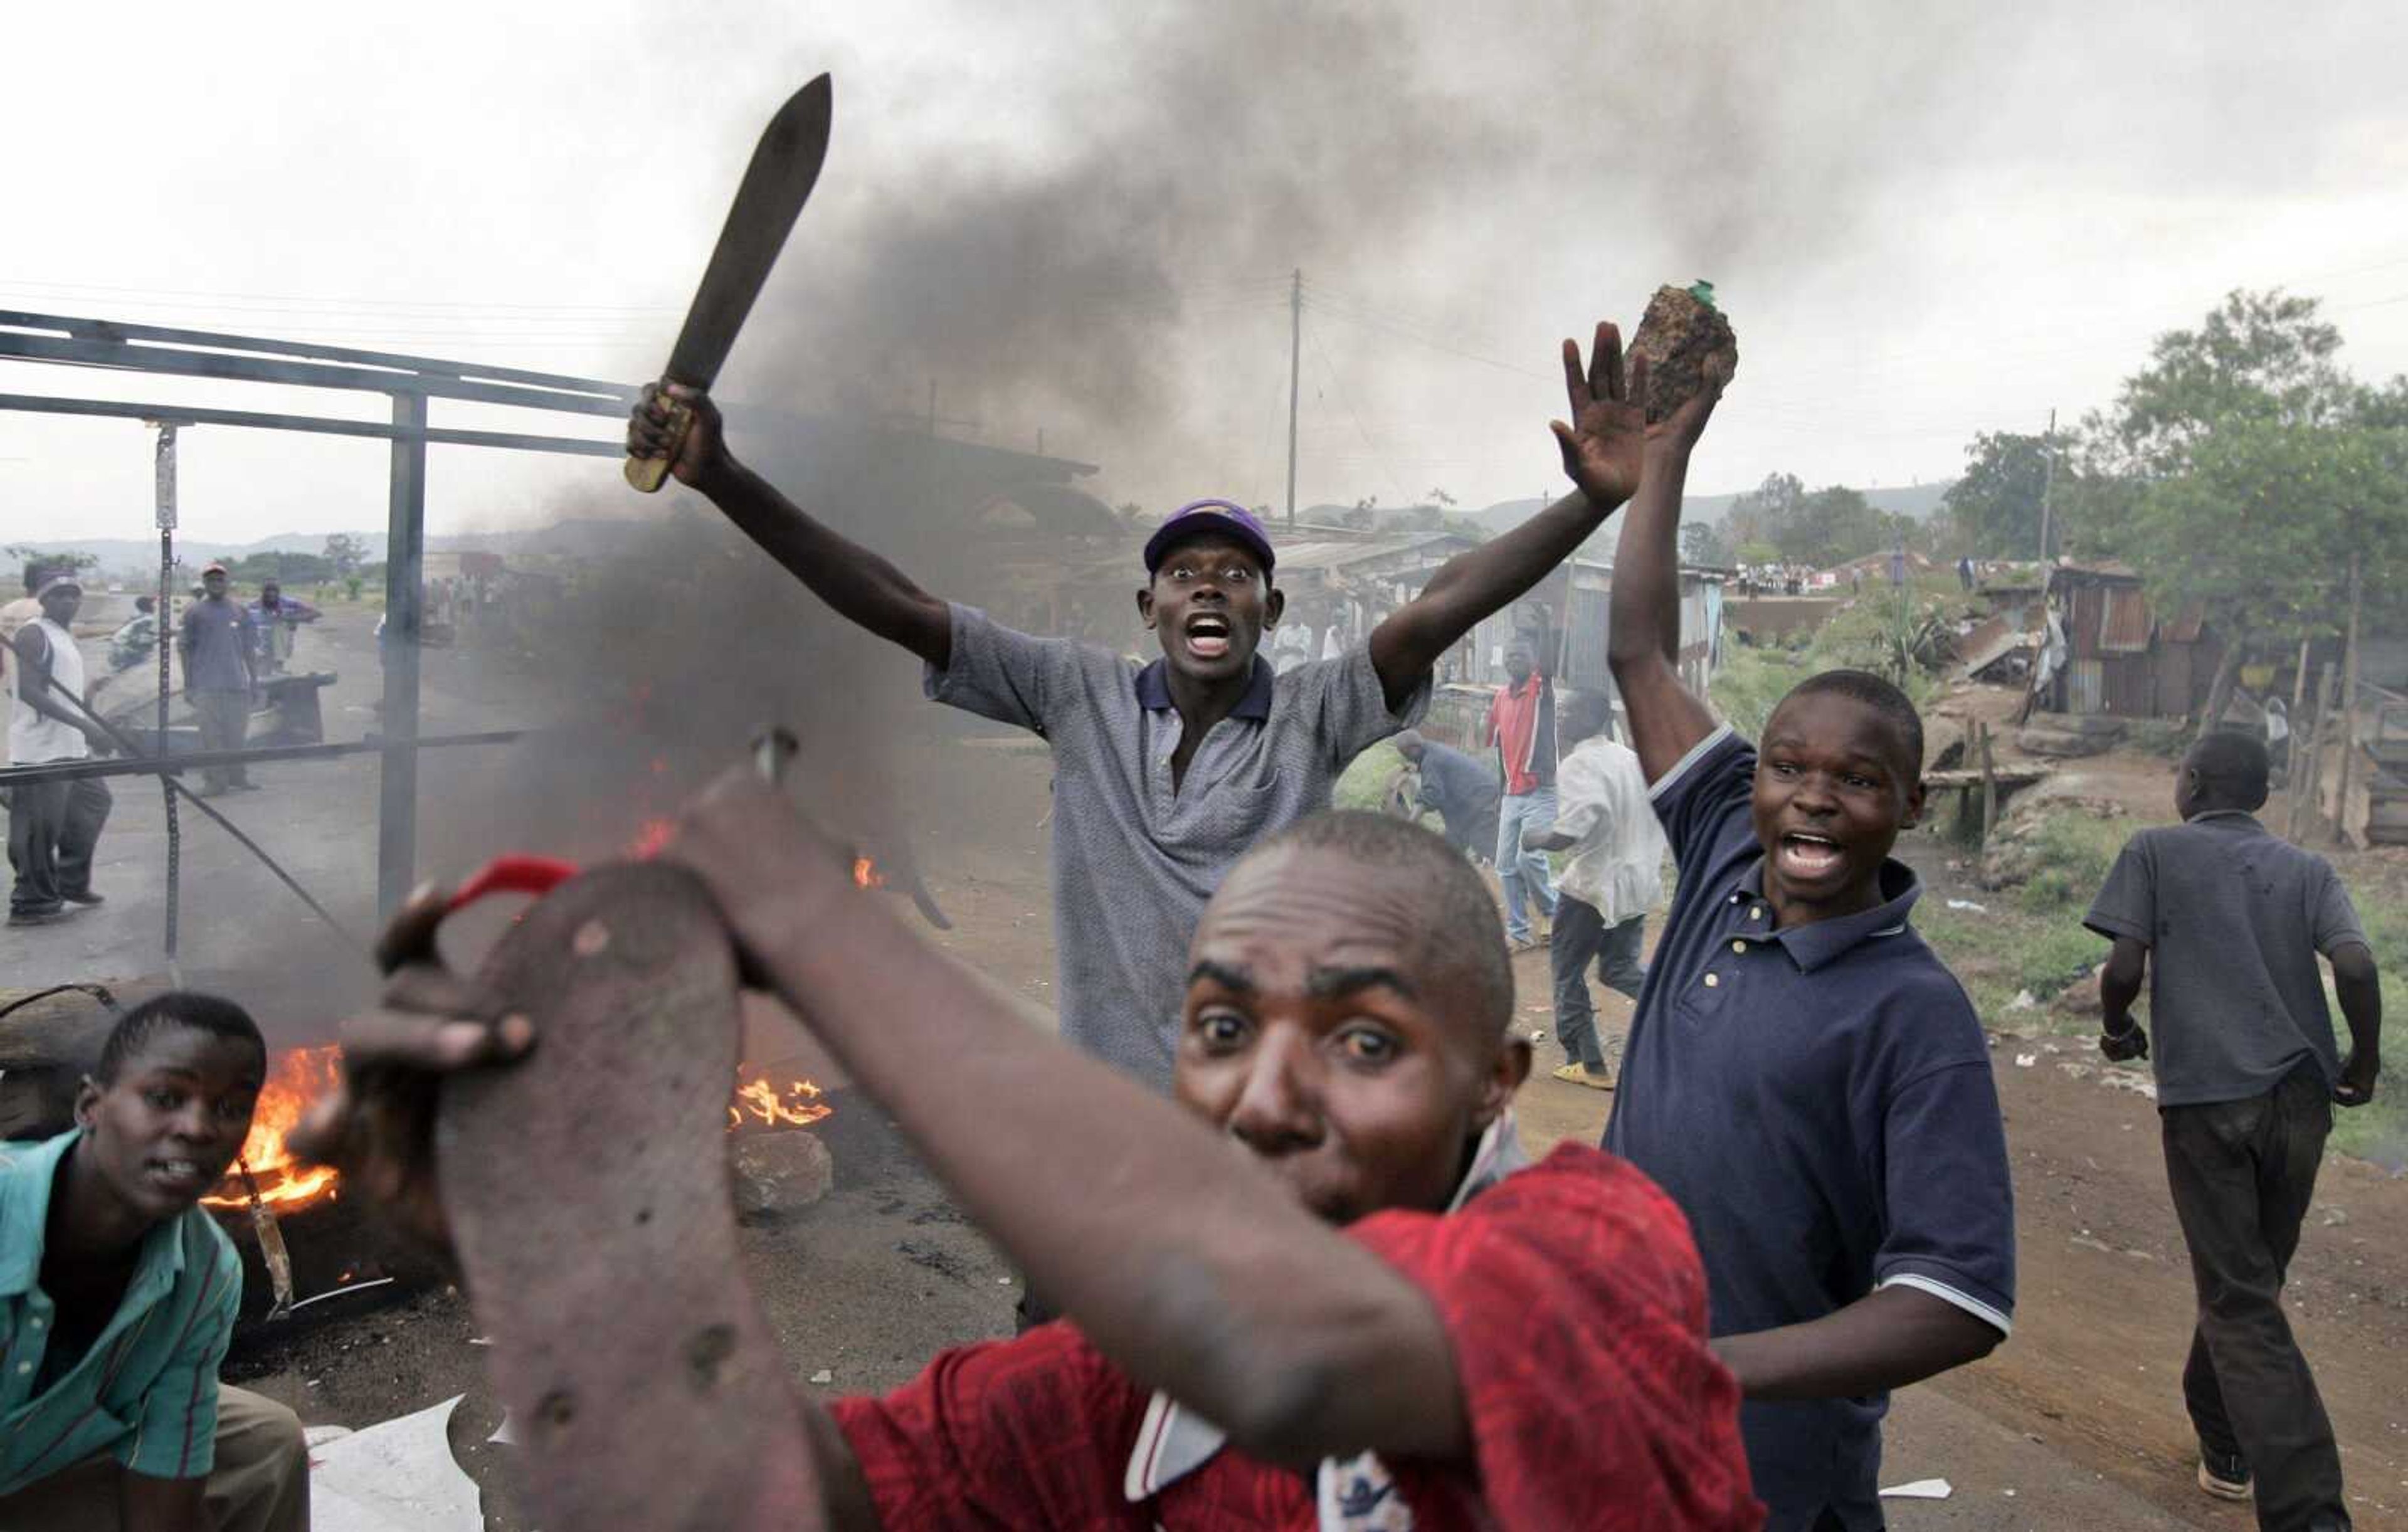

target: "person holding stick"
[623,321,1658,1094]
[8,571,115,926]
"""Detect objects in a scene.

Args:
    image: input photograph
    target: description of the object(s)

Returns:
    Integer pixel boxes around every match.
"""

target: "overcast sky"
[8,0,2408,548]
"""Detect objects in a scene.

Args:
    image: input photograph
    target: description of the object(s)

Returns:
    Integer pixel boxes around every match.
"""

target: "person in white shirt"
[1524,689,1664,1088]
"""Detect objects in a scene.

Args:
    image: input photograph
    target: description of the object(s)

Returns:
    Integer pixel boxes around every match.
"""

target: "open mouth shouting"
[145,1154,218,1197]
[1776,832,1846,880]
[1185,612,1233,660]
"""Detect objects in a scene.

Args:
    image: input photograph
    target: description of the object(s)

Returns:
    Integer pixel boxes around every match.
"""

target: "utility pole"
[2037,408,2057,565]
[2334,548,2365,844]
[1286,268,1302,529]
[150,420,182,969]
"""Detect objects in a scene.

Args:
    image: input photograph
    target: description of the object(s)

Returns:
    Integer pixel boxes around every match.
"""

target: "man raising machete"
[627,320,1654,1093]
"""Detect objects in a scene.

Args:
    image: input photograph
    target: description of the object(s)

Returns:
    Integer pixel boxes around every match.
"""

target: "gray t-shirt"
[2084,811,2367,1106]
[179,598,255,694]
[927,603,1429,1089]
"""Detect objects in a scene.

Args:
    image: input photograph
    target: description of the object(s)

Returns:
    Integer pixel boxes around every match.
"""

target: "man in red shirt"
[1484,637,1560,951]
[303,815,1760,1528]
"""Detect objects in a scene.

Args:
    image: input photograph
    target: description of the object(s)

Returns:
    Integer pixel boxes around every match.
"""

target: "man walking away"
[1525,689,1663,1089]
[1485,637,1559,951]
[2086,730,2379,1532]
[179,562,257,795]
[1395,729,1501,864]
[9,573,115,926]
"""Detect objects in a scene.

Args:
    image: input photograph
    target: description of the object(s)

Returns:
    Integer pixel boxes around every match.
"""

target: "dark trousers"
[2162,1066,2347,1531]
[8,775,111,914]
[1550,899,1646,1069]
[193,689,252,788]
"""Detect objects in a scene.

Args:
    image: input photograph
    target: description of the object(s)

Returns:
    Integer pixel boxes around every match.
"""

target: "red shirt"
[1485,675,1554,797]
[831,1144,1761,1530]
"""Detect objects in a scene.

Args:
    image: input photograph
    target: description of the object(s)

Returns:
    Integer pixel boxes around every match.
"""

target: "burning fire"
[203,1046,833,1217]
[853,857,883,889]
[728,1069,832,1129]
[201,1045,343,1212]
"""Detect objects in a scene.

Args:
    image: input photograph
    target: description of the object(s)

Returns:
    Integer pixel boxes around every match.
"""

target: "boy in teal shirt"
[0,993,307,1531]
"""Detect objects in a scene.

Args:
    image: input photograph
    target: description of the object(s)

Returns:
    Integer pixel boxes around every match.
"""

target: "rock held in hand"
[1629,284,1738,423]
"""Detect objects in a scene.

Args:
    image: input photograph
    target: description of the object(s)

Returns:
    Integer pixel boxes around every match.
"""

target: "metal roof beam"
[0,391,619,456]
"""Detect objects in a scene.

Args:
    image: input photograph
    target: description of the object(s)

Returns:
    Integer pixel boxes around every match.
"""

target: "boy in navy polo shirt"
[1601,368,2015,1530]
[627,322,1660,1092]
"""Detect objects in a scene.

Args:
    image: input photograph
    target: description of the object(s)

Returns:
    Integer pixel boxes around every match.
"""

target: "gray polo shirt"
[927,603,1430,1089]
[2084,811,2368,1106]
[179,598,255,694]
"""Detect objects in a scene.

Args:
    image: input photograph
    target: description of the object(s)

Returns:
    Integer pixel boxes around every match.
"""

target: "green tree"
[1680,520,1730,568]
[1725,472,1803,554]
[322,533,369,576]
[2071,289,2408,724]
[1944,430,2064,558]
[1773,486,1887,566]
[4,545,100,579]
[2099,289,2350,475]
[233,551,335,585]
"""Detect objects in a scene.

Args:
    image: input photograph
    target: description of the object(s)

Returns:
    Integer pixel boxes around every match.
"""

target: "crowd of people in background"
[0,308,2385,1531]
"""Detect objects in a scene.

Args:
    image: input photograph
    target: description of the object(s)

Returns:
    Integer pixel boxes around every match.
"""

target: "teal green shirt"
[0,1131,243,1492]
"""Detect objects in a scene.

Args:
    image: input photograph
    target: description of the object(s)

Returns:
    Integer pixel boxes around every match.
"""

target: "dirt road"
[13,604,2403,1528]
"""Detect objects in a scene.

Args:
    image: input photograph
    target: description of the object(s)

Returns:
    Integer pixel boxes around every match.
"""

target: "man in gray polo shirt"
[627,320,1656,1088]
[2085,730,2380,1531]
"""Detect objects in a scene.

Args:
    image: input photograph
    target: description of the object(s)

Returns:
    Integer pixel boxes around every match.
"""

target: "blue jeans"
[1495,787,1558,943]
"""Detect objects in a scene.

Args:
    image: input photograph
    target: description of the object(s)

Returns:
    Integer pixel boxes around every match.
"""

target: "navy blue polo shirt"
[1603,727,2015,1532]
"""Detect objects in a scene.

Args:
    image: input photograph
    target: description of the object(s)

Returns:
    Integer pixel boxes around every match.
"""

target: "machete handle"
[623,394,694,493]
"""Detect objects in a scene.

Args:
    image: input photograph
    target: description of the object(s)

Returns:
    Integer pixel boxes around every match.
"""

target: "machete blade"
[663,73,833,389]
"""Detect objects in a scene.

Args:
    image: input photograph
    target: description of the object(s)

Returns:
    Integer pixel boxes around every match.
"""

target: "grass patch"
[2327,874,2408,1167]
[1708,595,1951,742]
[1918,899,2111,1018]
[2009,813,2130,917]
[1334,742,1406,813]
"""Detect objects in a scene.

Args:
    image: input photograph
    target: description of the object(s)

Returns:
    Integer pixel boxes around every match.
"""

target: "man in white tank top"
[8,574,115,926]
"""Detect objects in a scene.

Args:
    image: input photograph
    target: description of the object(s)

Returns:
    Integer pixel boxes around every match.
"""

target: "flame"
[201,1045,344,1212]
[728,1067,832,1129]
[853,857,884,890]
[203,1045,832,1217]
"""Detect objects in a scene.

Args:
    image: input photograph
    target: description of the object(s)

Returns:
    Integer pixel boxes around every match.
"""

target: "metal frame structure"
[1,309,634,918]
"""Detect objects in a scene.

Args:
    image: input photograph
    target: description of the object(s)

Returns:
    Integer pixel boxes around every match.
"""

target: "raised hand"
[287,885,534,1259]
[626,381,729,488]
[1550,322,1649,508]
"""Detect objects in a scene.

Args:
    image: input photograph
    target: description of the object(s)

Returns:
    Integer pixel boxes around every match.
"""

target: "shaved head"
[1237,811,1513,1038]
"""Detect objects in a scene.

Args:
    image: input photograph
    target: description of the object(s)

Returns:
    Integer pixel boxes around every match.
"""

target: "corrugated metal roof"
[2163,604,2209,643]
[1273,534,1467,572]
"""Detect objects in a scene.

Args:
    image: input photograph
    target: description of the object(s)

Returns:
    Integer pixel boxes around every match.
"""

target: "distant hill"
[14,517,677,579]
[1474,479,1956,537]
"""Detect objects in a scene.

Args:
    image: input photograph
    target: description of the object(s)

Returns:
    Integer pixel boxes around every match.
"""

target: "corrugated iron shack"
[2036,562,2223,719]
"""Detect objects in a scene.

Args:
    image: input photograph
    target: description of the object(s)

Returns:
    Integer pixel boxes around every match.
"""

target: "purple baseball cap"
[1143,499,1276,577]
